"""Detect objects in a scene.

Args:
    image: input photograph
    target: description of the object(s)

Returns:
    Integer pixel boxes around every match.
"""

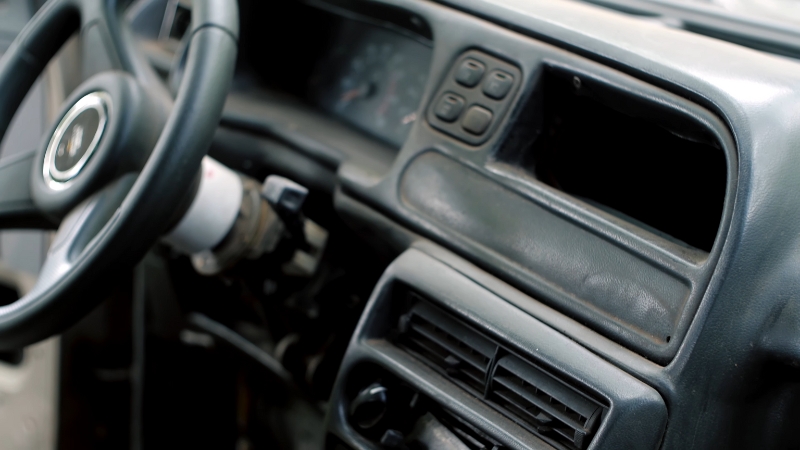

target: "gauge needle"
[376,75,397,118]
[340,84,373,104]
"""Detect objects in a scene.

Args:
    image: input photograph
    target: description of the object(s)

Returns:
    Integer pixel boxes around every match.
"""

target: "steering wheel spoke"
[76,0,174,103]
[33,173,135,297]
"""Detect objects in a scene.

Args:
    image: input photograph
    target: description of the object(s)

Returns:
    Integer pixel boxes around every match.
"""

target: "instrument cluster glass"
[309,20,433,149]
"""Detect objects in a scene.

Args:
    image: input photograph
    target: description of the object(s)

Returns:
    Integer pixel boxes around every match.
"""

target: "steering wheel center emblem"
[44,91,110,187]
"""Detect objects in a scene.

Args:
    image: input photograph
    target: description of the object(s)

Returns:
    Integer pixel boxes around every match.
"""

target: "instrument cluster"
[309,19,433,149]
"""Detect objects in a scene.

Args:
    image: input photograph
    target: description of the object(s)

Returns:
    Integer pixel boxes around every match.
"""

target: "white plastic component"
[163,157,243,254]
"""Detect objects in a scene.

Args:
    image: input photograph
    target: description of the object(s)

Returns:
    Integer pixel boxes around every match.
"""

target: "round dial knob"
[349,382,389,430]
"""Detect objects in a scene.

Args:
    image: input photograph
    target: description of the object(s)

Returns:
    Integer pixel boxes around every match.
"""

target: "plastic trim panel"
[326,247,667,450]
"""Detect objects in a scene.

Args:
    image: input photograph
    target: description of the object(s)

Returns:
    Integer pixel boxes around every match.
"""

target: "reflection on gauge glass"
[309,20,433,149]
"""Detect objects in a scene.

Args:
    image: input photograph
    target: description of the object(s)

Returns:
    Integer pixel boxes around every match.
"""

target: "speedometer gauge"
[309,21,433,149]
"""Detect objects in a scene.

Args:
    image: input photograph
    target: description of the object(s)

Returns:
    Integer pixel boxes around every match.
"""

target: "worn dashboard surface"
[132,0,800,448]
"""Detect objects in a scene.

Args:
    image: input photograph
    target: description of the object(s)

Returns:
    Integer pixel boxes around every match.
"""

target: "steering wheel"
[0,0,238,349]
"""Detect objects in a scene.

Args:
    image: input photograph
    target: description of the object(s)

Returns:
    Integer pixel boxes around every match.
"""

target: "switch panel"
[427,50,521,146]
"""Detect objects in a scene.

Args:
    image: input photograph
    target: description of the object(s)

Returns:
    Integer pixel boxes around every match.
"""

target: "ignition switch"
[163,159,327,276]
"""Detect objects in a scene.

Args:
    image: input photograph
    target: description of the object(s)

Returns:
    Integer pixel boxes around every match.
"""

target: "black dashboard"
[128,0,800,449]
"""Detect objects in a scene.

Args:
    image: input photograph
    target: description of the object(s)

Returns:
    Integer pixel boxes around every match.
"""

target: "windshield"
[684,0,800,24]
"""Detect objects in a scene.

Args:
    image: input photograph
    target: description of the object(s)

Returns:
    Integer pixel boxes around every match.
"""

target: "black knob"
[349,382,389,430]
[262,175,308,214]
[261,175,309,248]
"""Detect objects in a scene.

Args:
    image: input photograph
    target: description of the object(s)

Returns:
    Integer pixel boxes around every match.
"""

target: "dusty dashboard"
[230,1,434,155]
[137,0,800,448]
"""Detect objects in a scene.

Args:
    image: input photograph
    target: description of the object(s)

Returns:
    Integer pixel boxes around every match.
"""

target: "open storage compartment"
[499,65,728,253]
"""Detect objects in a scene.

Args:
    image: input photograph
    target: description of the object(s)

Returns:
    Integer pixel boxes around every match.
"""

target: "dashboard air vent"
[492,356,603,450]
[399,296,497,393]
[396,291,607,450]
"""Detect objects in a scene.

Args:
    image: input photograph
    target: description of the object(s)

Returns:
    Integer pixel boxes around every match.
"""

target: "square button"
[482,70,514,100]
[434,93,465,122]
[461,105,493,135]
[455,59,486,87]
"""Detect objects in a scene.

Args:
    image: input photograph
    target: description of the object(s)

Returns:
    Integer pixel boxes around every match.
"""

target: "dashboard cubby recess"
[498,65,727,253]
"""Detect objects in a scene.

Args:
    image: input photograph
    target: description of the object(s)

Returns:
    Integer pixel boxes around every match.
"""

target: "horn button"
[32,72,167,219]
[44,91,110,186]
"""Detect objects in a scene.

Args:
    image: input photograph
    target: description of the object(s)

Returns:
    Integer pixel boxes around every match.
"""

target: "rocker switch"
[434,93,465,122]
[482,70,514,100]
[455,58,485,87]
[461,106,493,135]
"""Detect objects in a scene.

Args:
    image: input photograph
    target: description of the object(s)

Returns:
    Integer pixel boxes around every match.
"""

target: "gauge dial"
[310,23,432,148]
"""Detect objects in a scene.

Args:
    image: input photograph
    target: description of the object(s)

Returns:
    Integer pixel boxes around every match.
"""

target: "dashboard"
[129,0,800,449]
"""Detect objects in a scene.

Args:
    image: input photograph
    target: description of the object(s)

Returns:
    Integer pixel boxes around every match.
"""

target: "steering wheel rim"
[0,0,239,349]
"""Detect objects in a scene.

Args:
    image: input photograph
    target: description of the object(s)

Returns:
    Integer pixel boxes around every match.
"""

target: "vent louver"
[397,292,606,450]
[492,356,603,450]
[399,298,497,393]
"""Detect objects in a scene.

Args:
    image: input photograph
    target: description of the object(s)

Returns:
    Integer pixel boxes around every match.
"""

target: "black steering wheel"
[0,0,239,349]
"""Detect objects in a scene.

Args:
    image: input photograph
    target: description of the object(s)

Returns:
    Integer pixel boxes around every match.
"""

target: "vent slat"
[406,334,487,392]
[554,427,580,442]
[496,356,599,419]
[494,375,588,432]
[460,367,486,386]
[408,322,491,373]
[493,389,554,426]
[409,301,498,358]
[407,334,449,359]
[405,325,488,392]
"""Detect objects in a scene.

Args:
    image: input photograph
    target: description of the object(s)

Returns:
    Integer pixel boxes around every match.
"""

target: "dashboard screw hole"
[572,76,582,90]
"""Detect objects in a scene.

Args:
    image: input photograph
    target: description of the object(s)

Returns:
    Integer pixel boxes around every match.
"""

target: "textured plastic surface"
[339,4,737,364]
[208,0,800,448]
[400,151,690,352]
[326,247,667,449]
[335,0,736,364]
[321,0,800,448]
